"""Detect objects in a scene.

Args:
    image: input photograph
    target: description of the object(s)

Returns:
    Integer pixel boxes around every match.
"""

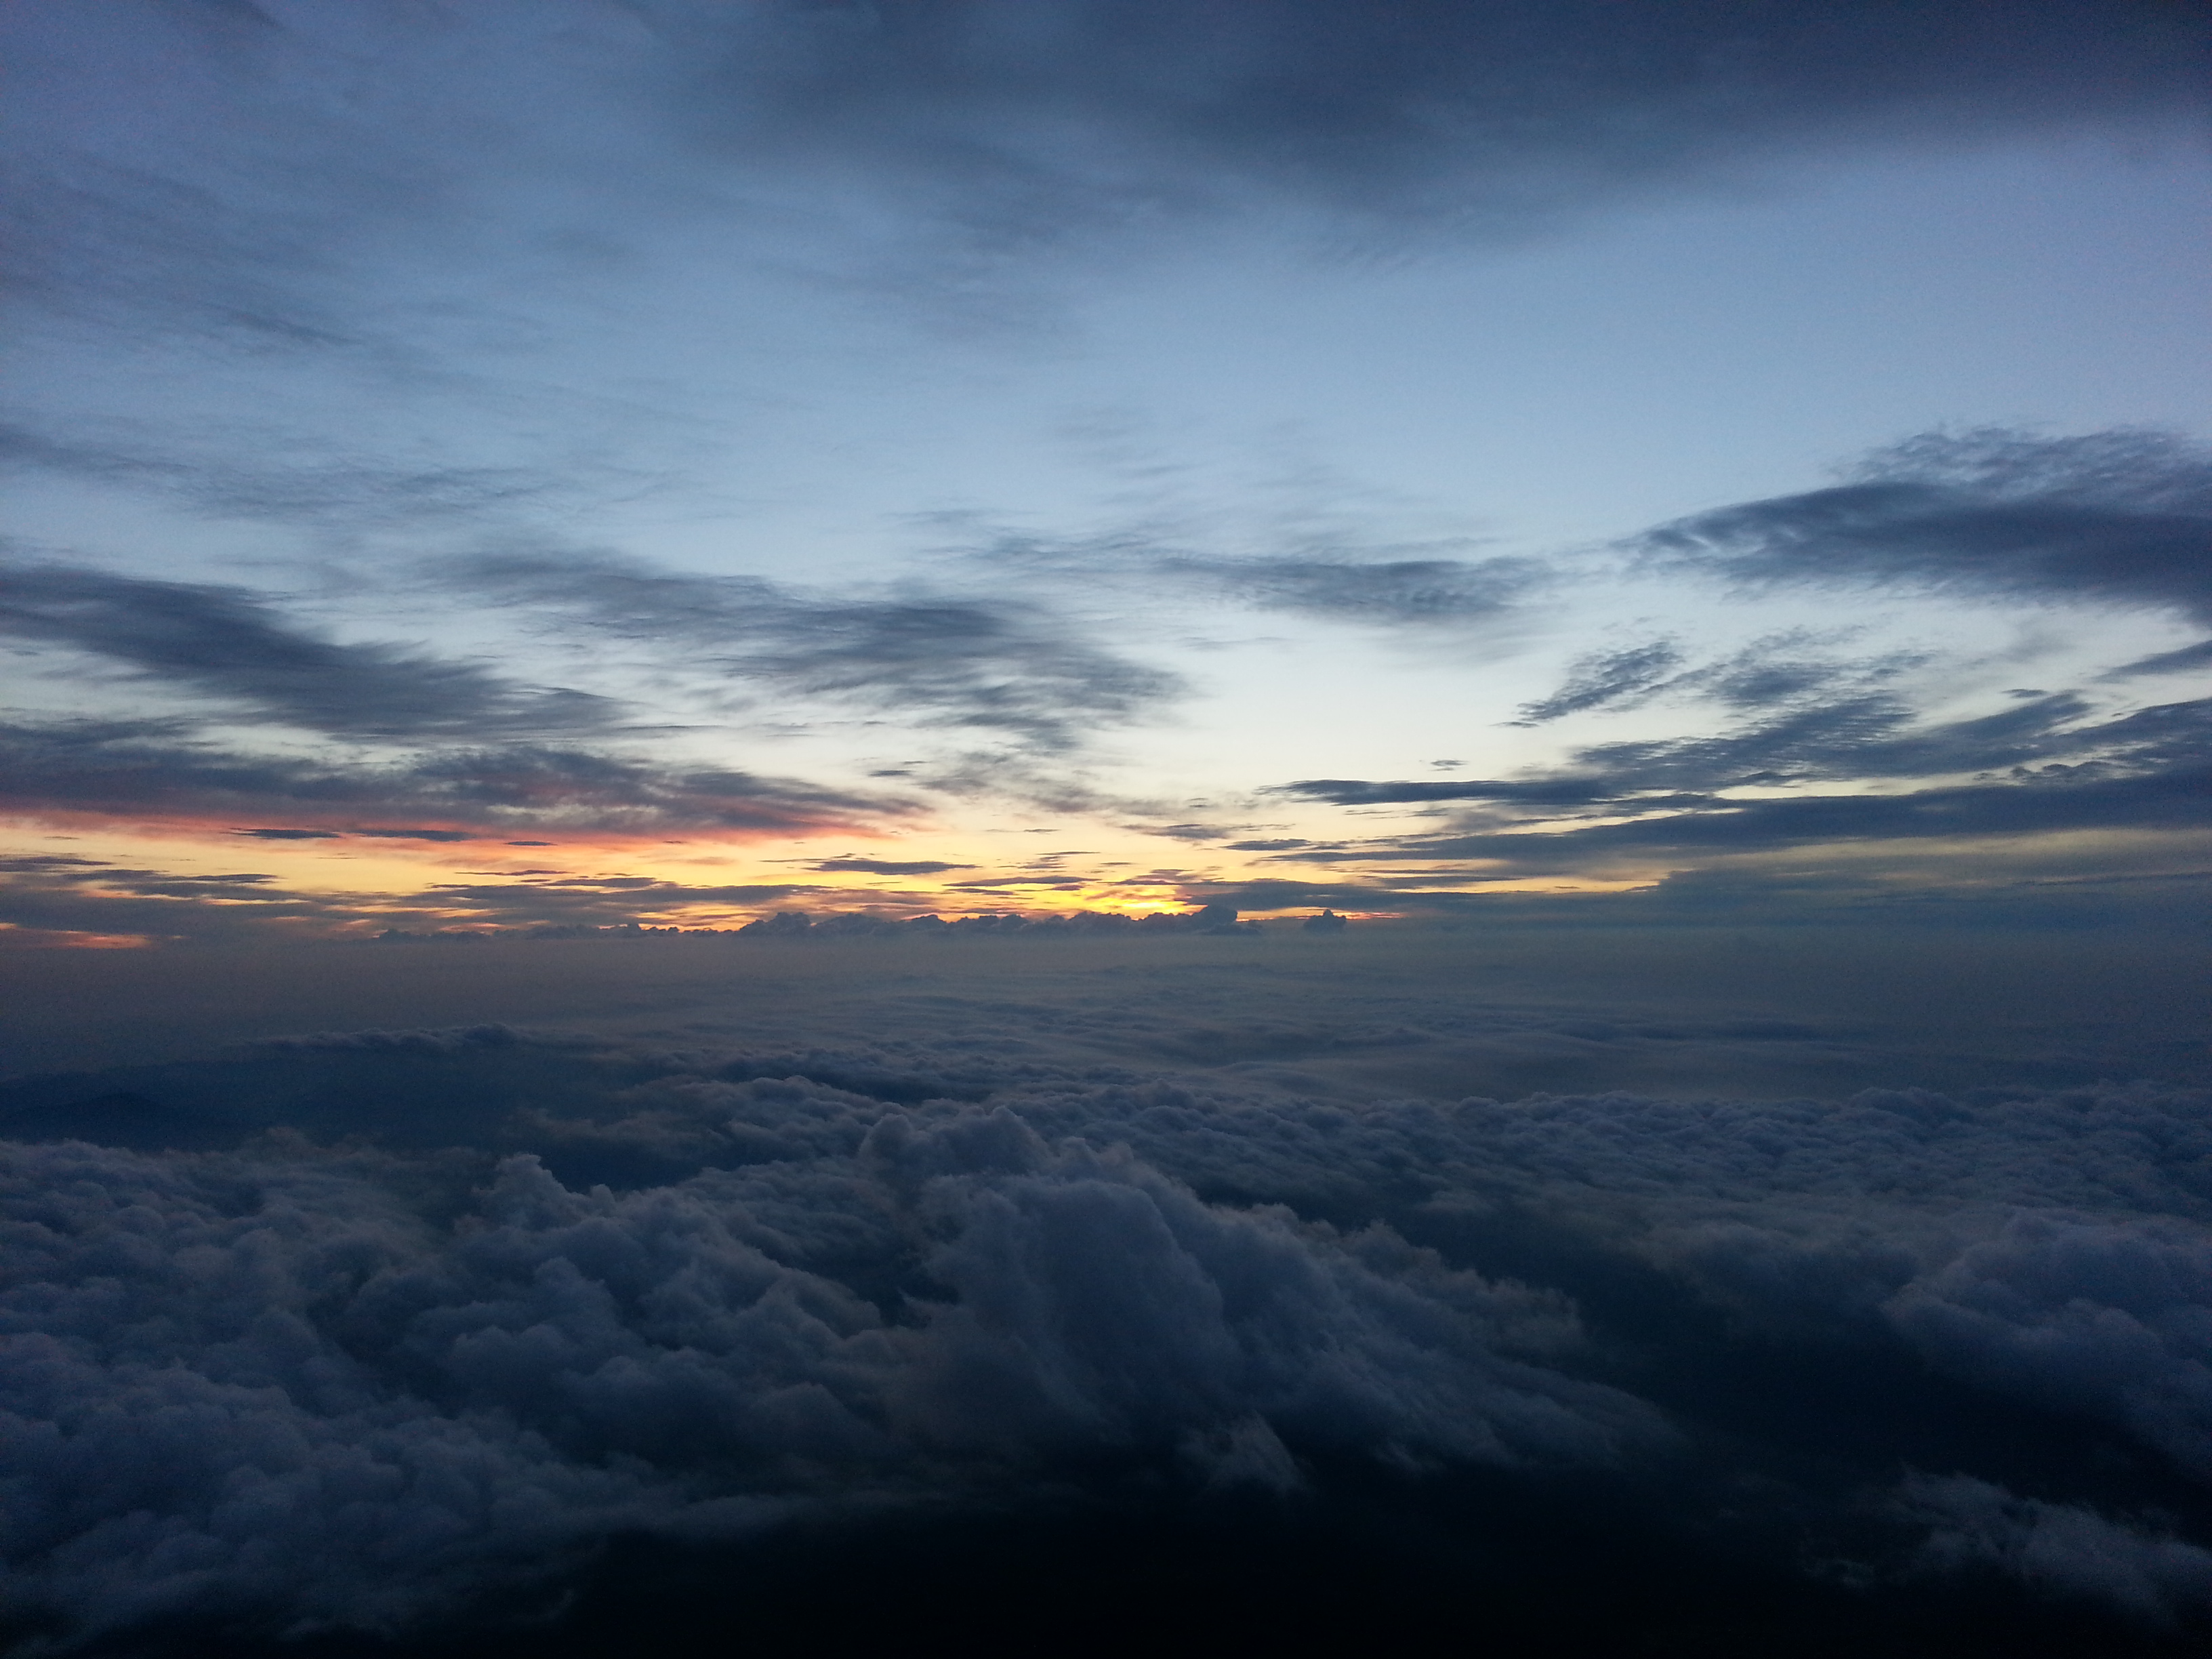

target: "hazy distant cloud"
[1167,553,1545,624]
[975,525,1548,627]
[0,421,602,531]
[0,718,909,839]
[1641,428,2212,623]
[453,550,1182,752]
[0,562,618,739]
[0,848,835,943]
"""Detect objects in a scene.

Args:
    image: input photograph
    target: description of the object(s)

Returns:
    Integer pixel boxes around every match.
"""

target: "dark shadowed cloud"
[0,562,618,738]
[1514,641,1687,724]
[0,718,909,838]
[1288,686,2212,804]
[1640,428,2212,622]
[5,972,2212,1647]
[0,848,836,943]
[1394,764,2212,871]
[678,0,2210,248]
[2109,640,2212,680]
[8,0,2205,370]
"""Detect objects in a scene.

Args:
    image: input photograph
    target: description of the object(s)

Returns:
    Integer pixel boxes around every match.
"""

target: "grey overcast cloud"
[3,3,2212,1655]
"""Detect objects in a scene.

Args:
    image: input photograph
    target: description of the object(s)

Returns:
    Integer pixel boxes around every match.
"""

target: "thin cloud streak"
[451,550,1183,753]
[0,562,619,739]
[0,719,913,840]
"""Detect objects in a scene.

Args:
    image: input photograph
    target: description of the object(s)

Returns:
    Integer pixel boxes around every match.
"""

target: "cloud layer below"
[5,952,2212,1651]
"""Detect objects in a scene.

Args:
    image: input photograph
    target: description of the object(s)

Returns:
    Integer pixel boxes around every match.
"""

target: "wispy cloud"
[451,550,1183,752]
[1639,428,2212,623]
[0,562,619,739]
[678,0,2211,251]
[0,718,912,839]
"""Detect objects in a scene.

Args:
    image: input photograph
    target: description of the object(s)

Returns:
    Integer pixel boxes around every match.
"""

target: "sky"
[5,0,2212,941]
[5,4,2212,1655]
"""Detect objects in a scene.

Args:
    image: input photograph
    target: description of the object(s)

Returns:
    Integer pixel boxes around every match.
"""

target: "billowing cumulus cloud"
[1902,1476,2212,1627]
[0,1094,1660,1639]
[5,1004,2212,1647]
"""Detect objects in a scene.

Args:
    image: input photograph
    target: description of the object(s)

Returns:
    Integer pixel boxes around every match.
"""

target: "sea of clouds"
[6,996,2212,1652]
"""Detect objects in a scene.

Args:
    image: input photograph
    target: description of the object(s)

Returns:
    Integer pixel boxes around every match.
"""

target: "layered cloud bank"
[6,1003,2212,1652]
[7,0,2212,943]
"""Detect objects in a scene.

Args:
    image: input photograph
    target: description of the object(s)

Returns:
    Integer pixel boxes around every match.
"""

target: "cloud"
[0,420,609,532]
[1903,1475,2212,1625]
[11,1012,2212,1644]
[0,1107,1660,1639]
[0,848,856,945]
[811,857,977,876]
[0,718,909,839]
[1163,553,1546,624]
[970,520,1549,628]
[1515,641,1685,724]
[1889,1214,2212,1481]
[678,0,2210,250]
[452,551,1182,752]
[1275,680,2212,869]
[1639,428,2212,623]
[9,2,2205,377]
[1381,764,2212,870]
[0,562,618,739]
[2107,640,2212,681]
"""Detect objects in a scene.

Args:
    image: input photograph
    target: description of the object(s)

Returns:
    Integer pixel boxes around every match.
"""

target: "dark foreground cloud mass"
[5,993,2212,1655]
